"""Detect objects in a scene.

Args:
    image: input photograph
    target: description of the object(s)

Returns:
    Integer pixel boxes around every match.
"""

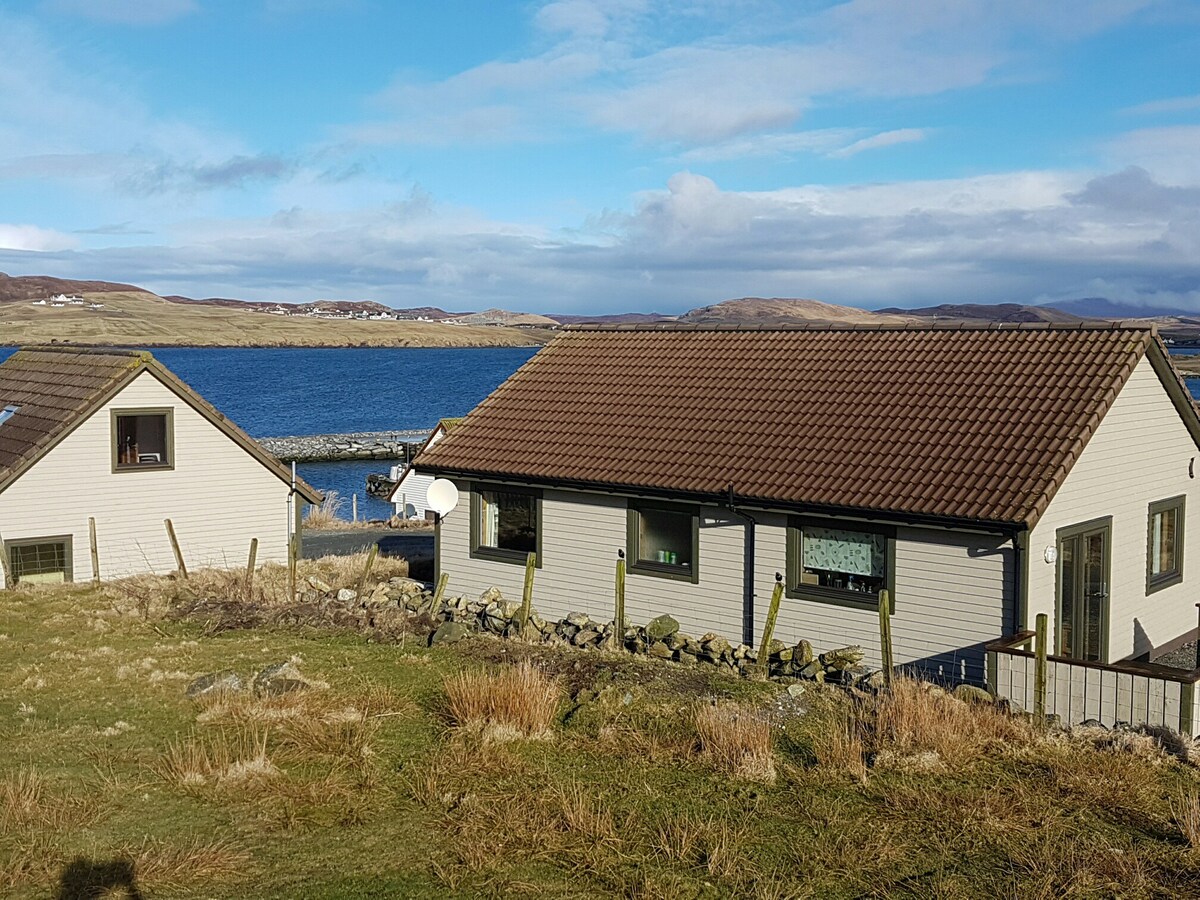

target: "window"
[112,409,173,470]
[470,485,541,564]
[7,537,72,585]
[1147,496,1185,594]
[787,518,894,609]
[627,502,699,583]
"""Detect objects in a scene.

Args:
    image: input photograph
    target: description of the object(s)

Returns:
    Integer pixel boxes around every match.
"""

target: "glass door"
[1057,520,1110,662]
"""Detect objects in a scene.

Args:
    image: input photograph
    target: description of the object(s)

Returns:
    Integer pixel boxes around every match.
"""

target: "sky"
[0,0,1199,314]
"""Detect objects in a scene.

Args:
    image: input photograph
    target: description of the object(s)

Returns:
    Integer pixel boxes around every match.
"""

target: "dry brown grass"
[694,701,776,783]
[653,812,748,880]
[1174,788,1200,850]
[810,711,869,782]
[119,837,252,889]
[443,660,562,741]
[0,768,96,834]
[154,725,278,792]
[304,490,346,528]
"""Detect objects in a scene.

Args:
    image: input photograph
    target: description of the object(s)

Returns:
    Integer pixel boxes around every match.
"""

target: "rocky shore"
[259,430,427,462]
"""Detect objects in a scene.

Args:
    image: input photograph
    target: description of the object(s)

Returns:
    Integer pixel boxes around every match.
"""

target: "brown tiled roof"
[416,323,1193,529]
[0,346,321,502]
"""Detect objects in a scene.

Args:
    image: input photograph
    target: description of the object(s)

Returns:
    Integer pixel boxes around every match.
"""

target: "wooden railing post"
[0,530,13,589]
[164,519,188,580]
[88,517,101,585]
[431,572,449,609]
[518,552,536,634]
[356,543,378,599]
[614,550,626,651]
[245,538,258,597]
[756,573,785,676]
[1034,612,1048,719]
[878,589,894,687]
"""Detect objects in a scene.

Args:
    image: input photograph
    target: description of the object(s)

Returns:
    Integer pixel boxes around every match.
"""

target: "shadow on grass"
[55,857,143,900]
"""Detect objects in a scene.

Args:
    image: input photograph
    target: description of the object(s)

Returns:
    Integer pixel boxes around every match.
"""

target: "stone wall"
[258,431,426,462]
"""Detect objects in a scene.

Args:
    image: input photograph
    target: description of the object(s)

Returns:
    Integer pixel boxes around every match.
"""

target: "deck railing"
[986,630,1200,737]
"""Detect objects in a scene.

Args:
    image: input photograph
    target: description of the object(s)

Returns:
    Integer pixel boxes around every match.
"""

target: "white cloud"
[829,128,928,158]
[40,0,198,26]
[0,224,78,252]
[1106,126,1200,184]
[1121,94,1200,116]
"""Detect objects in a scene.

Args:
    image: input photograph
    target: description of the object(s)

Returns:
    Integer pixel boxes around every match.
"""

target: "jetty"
[259,430,428,462]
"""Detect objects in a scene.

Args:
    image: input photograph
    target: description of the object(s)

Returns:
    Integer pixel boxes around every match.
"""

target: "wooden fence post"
[356,544,378,598]
[614,551,627,650]
[245,538,258,596]
[431,572,449,609]
[0,530,13,589]
[352,493,358,523]
[88,517,101,585]
[287,533,298,600]
[1034,612,1048,720]
[164,519,188,580]
[756,573,785,676]
[878,589,894,687]
[518,552,536,634]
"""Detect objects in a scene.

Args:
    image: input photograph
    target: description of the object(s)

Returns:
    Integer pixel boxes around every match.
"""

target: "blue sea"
[0,346,537,519]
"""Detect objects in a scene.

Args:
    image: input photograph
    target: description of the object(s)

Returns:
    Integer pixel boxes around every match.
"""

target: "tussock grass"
[1174,788,1200,850]
[443,660,561,741]
[0,768,96,834]
[154,725,277,792]
[653,812,747,880]
[116,837,251,889]
[694,701,776,783]
[304,490,346,528]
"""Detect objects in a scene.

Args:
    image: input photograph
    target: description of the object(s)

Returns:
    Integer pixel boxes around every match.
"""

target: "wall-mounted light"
[1044,545,1058,565]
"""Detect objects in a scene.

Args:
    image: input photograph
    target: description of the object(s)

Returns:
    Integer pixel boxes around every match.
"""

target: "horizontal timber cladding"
[0,370,292,586]
[439,484,745,643]
[753,513,1014,684]
[1028,355,1200,661]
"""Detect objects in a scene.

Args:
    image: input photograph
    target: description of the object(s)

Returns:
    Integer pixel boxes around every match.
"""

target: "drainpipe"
[1014,530,1029,634]
[722,483,758,646]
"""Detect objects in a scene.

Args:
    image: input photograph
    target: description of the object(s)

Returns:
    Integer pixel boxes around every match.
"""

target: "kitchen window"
[787,518,894,610]
[627,502,699,583]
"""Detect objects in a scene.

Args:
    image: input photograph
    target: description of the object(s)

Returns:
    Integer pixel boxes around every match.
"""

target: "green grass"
[4,570,1200,898]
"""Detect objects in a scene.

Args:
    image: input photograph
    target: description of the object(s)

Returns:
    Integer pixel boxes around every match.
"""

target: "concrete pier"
[259,430,428,462]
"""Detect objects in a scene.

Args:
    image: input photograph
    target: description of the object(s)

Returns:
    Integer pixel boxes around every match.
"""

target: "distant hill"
[551,312,674,325]
[875,302,1082,324]
[679,297,912,326]
[0,271,146,302]
[1045,297,1197,320]
[445,308,560,327]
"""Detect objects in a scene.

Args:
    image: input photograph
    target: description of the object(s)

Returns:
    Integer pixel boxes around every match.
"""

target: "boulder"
[858,670,886,692]
[798,661,823,680]
[185,670,242,699]
[307,575,332,593]
[479,586,505,604]
[253,660,310,696]
[573,629,603,648]
[665,632,688,652]
[819,646,865,671]
[336,588,358,603]
[645,614,680,642]
[952,684,994,705]
[793,640,814,666]
[786,683,808,700]
[647,641,673,660]
[565,611,591,628]
[430,621,470,646]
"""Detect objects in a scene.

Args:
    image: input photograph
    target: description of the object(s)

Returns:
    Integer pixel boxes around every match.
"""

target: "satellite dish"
[426,479,460,516]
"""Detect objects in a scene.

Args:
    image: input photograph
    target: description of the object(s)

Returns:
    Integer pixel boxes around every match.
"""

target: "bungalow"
[415,323,1200,687]
[387,418,463,519]
[0,347,321,587]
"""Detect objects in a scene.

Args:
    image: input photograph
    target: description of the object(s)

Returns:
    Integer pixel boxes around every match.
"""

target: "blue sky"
[1,0,1199,313]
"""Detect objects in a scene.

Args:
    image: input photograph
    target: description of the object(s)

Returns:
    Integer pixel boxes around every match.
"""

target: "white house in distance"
[415,323,1200,715]
[388,418,463,519]
[0,346,322,587]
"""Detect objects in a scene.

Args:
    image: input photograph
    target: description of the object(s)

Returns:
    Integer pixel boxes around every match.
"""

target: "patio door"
[1057,519,1111,662]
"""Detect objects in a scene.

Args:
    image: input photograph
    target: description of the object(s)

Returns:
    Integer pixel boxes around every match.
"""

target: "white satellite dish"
[426,479,460,516]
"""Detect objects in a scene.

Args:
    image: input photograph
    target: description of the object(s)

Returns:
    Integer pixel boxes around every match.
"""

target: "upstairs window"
[112,409,173,470]
[627,502,699,583]
[787,518,894,610]
[470,485,540,565]
[1147,496,1185,594]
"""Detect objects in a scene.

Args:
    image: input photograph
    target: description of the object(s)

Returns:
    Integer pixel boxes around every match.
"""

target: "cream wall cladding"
[1028,355,1200,662]
[0,370,294,586]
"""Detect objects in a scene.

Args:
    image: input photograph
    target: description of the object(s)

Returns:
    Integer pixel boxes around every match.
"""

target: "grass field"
[5,561,1200,898]
[0,292,549,348]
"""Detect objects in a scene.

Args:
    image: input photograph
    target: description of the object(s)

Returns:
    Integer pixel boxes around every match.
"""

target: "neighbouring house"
[0,347,322,587]
[415,323,1200,694]
[387,418,463,519]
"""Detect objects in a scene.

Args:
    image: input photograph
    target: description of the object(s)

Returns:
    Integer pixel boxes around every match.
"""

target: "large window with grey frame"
[786,517,895,610]
[1147,495,1185,594]
[627,501,699,583]
[6,536,73,585]
[469,485,541,565]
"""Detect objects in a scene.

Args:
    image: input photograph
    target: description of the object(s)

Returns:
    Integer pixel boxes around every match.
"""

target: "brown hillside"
[0,271,146,302]
[679,297,913,326]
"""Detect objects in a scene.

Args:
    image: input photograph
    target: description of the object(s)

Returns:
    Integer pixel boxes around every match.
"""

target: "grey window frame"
[5,535,73,585]
[786,516,896,612]
[468,482,542,567]
[111,407,175,472]
[626,500,700,584]
[1146,495,1186,595]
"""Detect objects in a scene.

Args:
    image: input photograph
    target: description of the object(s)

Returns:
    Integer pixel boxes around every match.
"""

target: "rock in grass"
[336,588,358,603]
[647,641,673,660]
[645,614,680,642]
[253,660,310,695]
[952,684,995,705]
[819,646,865,670]
[186,670,242,699]
[430,621,470,646]
[793,640,814,666]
